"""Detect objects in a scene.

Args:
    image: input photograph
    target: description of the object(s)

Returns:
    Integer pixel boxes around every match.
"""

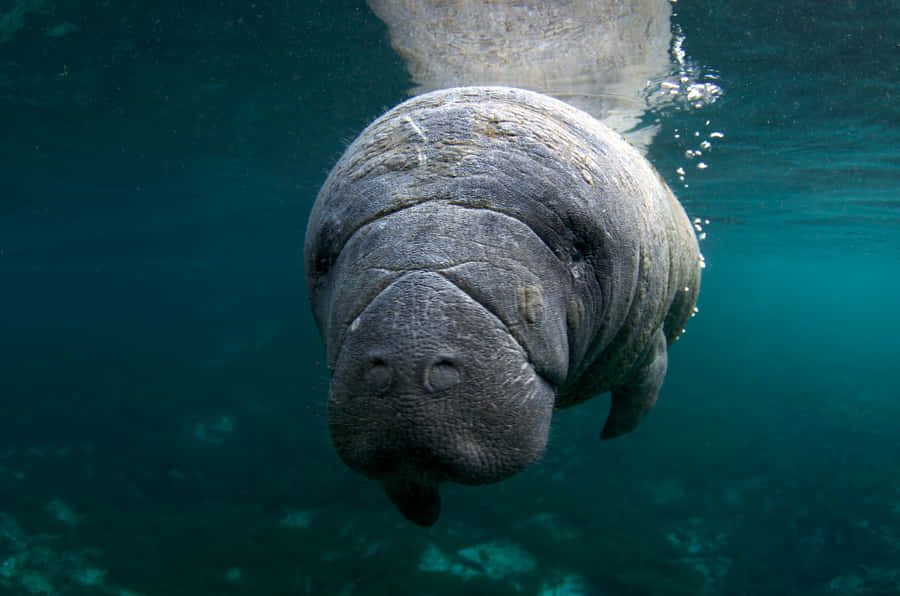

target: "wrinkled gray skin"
[304,86,701,526]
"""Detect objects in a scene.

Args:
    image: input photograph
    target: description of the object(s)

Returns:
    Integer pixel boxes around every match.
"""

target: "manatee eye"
[569,240,591,283]
[315,253,333,276]
[572,241,587,263]
[312,220,340,277]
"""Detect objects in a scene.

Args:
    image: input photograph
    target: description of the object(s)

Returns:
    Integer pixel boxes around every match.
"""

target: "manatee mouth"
[380,477,441,527]
[327,271,555,526]
[355,442,446,526]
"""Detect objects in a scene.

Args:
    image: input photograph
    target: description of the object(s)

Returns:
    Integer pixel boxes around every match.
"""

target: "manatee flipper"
[602,328,669,439]
[380,479,441,527]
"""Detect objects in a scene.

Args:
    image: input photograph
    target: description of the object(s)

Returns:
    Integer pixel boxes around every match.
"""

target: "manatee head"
[327,271,555,526]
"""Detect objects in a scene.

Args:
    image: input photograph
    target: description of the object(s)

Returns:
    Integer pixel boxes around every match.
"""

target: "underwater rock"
[190,414,236,445]
[418,540,537,584]
[44,20,77,38]
[666,518,731,593]
[540,572,591,596]
[0,0,46,44]
[518,512,581,541]
[0,512,143,595]
[457,540,537,581]
[827,567,900,594]
[418,542,482,581]
[44,499,84,527]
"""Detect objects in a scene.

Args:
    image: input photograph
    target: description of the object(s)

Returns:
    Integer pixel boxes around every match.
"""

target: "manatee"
[304,86,701,526]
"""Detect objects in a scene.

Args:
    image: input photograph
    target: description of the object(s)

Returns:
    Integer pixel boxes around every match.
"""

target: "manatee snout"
[327,272,554,526]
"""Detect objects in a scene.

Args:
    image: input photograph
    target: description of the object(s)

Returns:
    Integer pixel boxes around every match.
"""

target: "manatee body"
[304,86,701,526]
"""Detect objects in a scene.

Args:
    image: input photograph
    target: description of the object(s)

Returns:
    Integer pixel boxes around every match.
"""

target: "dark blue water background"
[1,1,898,594]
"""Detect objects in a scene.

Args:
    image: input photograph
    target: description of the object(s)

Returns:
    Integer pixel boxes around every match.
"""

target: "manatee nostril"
[364,358,393,393]
[424,358,461,393]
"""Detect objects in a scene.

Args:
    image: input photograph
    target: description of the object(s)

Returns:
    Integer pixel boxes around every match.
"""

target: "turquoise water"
[1,1,898,594]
